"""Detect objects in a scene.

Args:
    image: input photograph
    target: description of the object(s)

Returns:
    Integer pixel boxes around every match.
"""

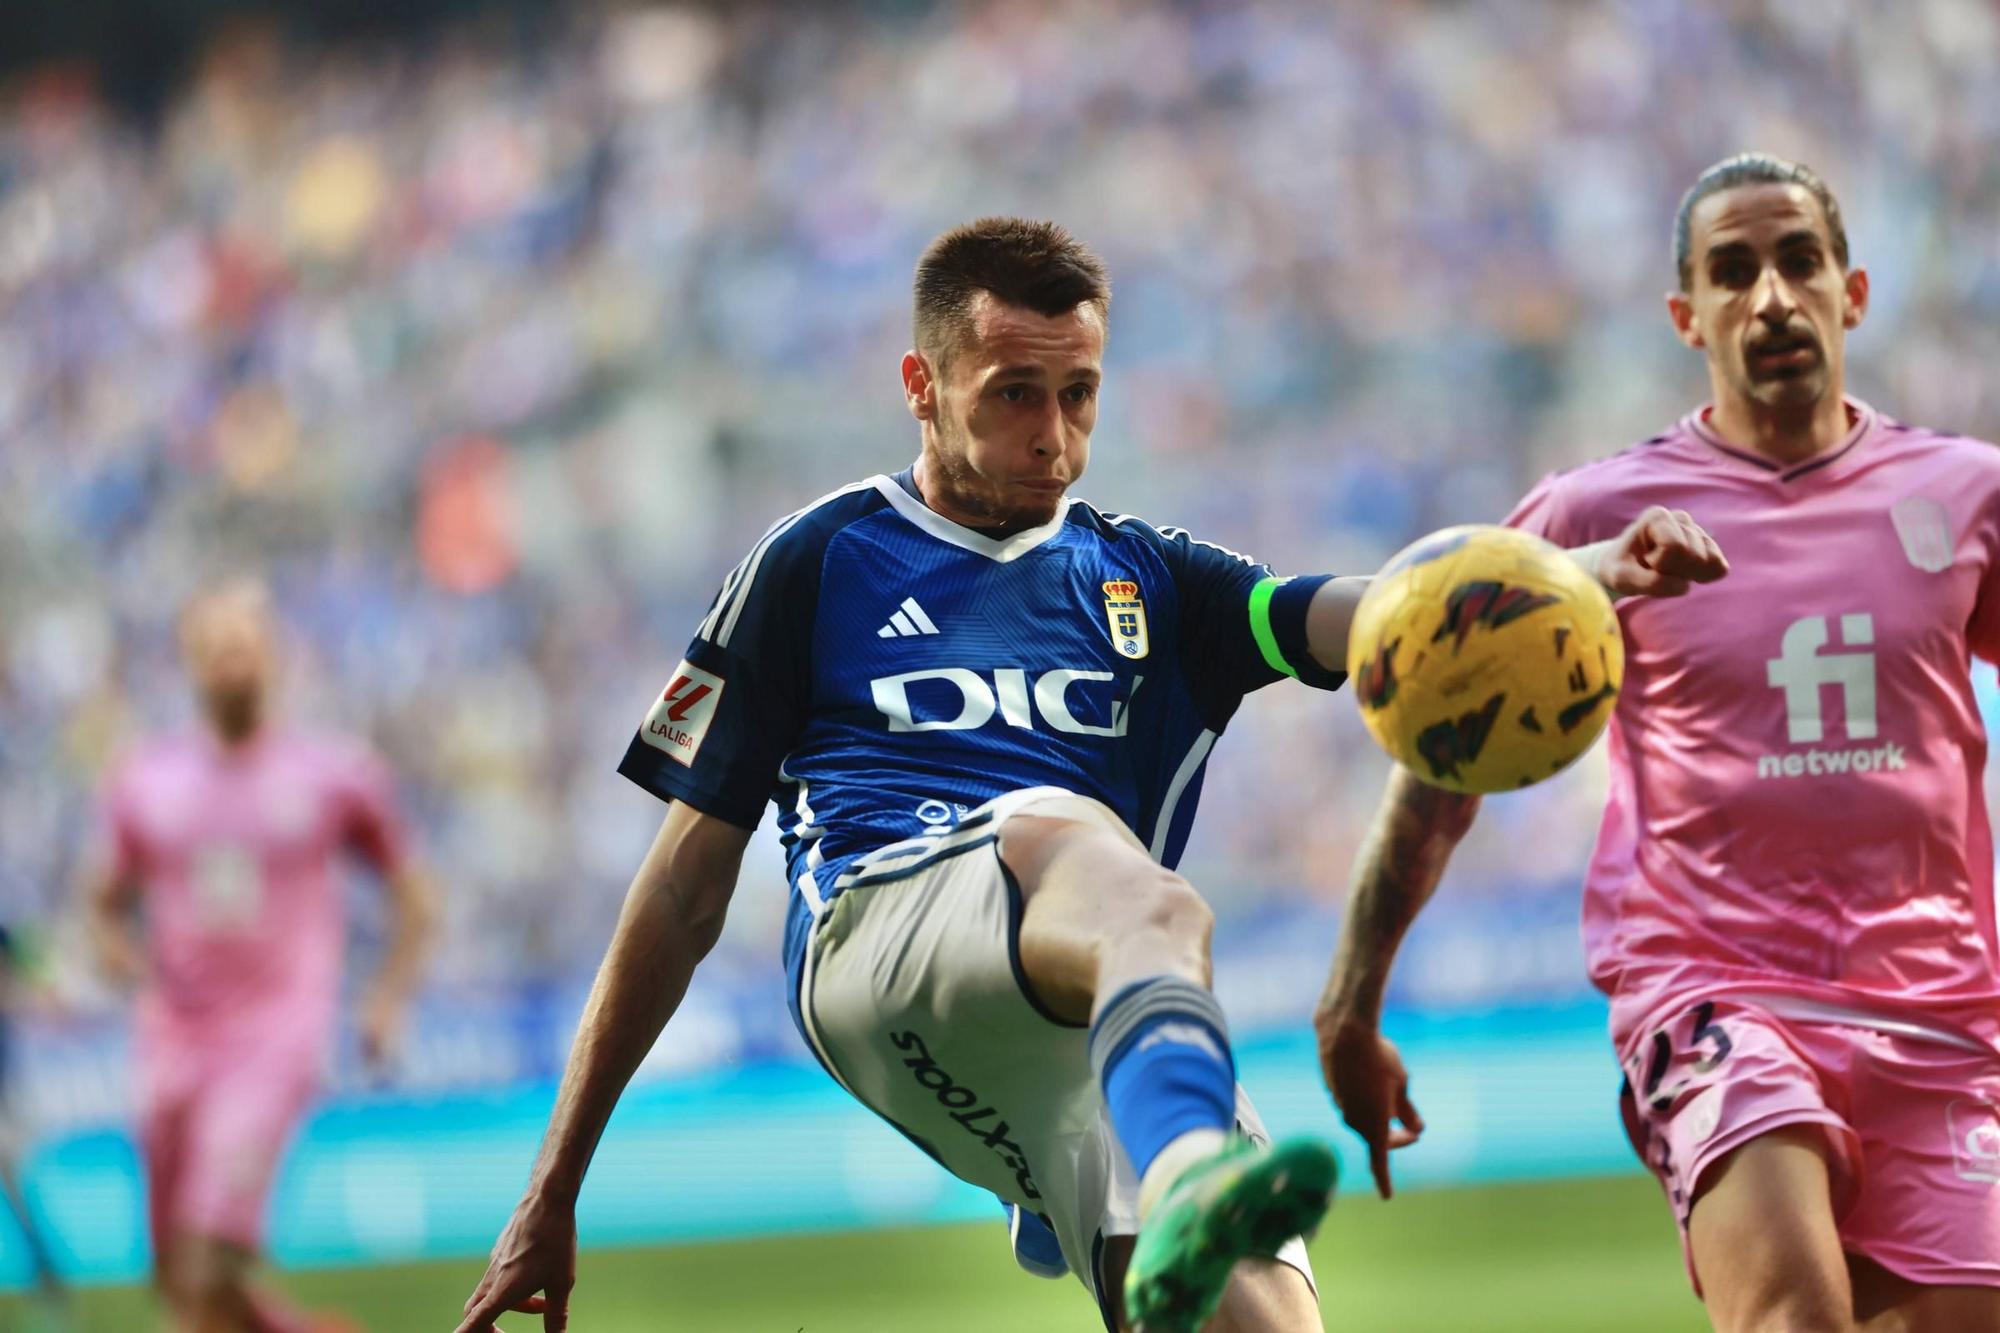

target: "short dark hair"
[1674,153,1849,291]
[912,218,1110,364]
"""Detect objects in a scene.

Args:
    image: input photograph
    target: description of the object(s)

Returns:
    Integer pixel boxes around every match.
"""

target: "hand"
[358,986,407,1070]
[456,1194,578,1332]
[1315,1009,1424,1199]
[1594,506,1729,598]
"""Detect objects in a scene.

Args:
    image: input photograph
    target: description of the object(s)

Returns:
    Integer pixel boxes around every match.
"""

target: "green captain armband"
[1247,572,1343,687]
[1248,576,1300,679]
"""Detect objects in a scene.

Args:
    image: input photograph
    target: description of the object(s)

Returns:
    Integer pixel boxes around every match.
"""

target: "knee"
[1124,872,1214,955]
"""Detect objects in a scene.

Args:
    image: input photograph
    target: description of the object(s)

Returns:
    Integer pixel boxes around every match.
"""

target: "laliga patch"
[642,662,725,766]
[1102,579,1149,660]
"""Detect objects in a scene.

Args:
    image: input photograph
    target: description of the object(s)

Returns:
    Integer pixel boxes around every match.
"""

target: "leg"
[1005,806,1330,1332]
[1687,1126,1855,1333]
[1620,1002,1873,1332]
[177,1233,337,1333]
[1007,810,1212,1025]
[1101,1238,1319,1333]
[174,1060,321,1333]
[142,1097,194,1324]
[800,793,1325,1332]
[1832,1030,2000,1333]
[1850,1254,2000,1332]
[176,1236,256,1333]
[1008,809,1238,1211]
[0,1137,67,1304]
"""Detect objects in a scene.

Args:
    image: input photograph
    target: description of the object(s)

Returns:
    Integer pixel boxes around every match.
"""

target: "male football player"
[1318,154,2000,1332]
[87,581,437,1333]
[459,218,1719,1332]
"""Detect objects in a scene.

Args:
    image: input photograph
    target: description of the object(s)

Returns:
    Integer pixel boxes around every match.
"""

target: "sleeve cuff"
[616,738,767,831]
[1249,574,1346,690]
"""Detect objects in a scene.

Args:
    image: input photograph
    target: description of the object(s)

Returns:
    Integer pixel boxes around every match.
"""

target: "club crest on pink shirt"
[1891,496,1953,574]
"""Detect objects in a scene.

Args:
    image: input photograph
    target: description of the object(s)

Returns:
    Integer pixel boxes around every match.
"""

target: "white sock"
[1136,1126,1229,1221]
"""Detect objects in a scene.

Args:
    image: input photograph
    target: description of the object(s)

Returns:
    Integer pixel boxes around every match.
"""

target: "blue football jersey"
[618,471,1344,1027]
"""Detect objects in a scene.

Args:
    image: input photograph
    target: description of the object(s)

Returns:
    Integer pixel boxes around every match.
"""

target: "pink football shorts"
[141,1042,318,1254]
[1618,998,2000,1291]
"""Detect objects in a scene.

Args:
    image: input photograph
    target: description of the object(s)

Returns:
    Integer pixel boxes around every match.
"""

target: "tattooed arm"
[1314,764,1482,1198]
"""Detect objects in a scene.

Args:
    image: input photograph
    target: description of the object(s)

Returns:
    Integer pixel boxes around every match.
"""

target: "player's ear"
[1666,290,1703,349]
[902,350,937,422]
[1842,265,1869,330]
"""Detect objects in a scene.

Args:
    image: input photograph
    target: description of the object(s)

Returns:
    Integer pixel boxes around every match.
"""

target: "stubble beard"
[929,421,1061,534]
[1730,346,1829,416]
[204,682,266,744]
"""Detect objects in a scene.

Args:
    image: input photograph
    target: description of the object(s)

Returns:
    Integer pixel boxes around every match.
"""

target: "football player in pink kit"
[85,582,438,1333]
[1316,152,2000,1332]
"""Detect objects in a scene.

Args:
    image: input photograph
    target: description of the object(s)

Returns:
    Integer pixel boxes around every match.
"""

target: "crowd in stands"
[6,0,1999,1000]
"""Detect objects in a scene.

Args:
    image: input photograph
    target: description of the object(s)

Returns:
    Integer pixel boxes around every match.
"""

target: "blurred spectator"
[6,0,2000,1002]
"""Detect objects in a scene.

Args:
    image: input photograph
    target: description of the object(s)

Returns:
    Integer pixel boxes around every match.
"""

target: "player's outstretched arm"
[1298,506,1727,673]
[81,863,145,989]
[455,801,751,1333]
[1313,765,1480,1200]
[360,863,439,1068]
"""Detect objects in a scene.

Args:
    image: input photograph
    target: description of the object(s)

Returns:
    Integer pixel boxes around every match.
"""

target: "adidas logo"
[877,597,940,639]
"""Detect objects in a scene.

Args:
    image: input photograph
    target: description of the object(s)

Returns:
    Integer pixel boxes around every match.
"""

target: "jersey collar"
[1682,396,1876,482]
[870,474,1073,563]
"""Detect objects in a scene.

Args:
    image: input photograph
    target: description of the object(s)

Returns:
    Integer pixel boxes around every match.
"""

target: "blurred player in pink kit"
[1316,153,2000,1332]
[85,582,438,1333]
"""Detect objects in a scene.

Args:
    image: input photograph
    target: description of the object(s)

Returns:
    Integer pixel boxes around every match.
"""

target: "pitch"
[4,1173,1702,1331]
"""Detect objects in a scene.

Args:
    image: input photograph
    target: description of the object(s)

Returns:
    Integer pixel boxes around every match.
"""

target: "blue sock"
[1088,976,1236,1181]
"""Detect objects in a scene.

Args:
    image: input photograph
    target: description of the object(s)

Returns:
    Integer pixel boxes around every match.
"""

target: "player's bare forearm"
[1317,765,1480,1025]
[357,863,439,1065]
[1315,765,1476,1197]
[371,864,438,1006]
[82,865,144,987]
[1302,576,1370,673]
[524,802,749,1206]
[1306,510,1726,669]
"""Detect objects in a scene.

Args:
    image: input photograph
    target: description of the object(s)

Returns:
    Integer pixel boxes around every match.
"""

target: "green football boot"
[1123,1134,1337,1333]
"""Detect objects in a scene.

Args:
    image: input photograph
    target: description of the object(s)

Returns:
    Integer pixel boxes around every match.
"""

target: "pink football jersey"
[103,729,408,1054]
[1508,399,2000,1055]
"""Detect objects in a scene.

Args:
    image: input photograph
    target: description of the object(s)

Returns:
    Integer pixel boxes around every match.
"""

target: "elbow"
[682,906,729,960]
[654,872,734,962]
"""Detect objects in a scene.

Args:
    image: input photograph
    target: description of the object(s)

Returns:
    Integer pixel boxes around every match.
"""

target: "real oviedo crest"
[1101,580,1149,660]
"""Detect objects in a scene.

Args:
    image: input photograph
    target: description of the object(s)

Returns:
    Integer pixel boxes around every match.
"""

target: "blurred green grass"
[5,1171,1706,1331]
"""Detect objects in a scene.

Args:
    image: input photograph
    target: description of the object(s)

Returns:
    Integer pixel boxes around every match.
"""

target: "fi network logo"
[1759,614,1904,779]
[1766,614,1876,742]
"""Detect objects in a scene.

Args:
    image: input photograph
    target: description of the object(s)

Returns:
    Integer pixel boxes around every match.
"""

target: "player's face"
[905,293,1103,534]
[1669,183,1868,413]
[182,592,276,740]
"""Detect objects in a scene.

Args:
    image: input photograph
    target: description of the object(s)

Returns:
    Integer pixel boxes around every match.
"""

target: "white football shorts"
[798,784,1314,1318]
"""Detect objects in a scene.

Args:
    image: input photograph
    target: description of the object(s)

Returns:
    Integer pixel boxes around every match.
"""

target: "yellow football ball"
[1346,525,1624,794]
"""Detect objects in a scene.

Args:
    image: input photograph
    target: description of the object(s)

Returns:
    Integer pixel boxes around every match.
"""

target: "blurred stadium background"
[4,0,2000,1328]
